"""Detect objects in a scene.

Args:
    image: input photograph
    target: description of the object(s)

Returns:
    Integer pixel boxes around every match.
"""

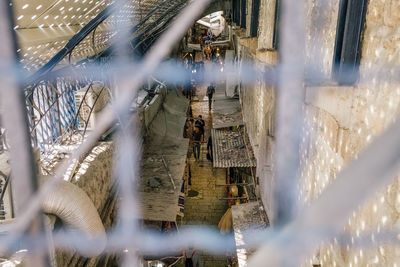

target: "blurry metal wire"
[1,0,400,266]
[0,1,51,265]
[0,0,213,253]
[271,0,306,227]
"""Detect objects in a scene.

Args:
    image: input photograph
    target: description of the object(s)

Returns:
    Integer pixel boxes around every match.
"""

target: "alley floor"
[176,83,233,267]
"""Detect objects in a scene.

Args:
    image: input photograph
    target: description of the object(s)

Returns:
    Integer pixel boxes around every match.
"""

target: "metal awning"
[212,98,244,129]
[231,201,269,267]
[211,127,256,168]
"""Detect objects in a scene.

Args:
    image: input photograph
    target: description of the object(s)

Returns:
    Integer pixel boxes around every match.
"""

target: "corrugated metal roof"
[212,98,244,129]
[212,127,256,168]
[231,201,269,267]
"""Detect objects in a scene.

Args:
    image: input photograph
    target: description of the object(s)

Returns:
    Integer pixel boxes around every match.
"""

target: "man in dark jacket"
[192,126,203,161]
[207,83,215,110]
[195,115,205,135]
[206,136,213,162]
[184,247,202,267]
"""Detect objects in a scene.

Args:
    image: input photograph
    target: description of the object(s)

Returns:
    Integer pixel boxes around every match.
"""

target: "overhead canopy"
[231,201,269,267]
[212,98,244,129]
[212,127,256,168]
[147,90,189,142]
[139,139,188,222]
[211,94,255,168]
[138,89,189,222]
[12,0,189,72]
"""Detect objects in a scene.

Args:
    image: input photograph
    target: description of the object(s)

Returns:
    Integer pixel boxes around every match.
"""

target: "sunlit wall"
[299,0,400,265]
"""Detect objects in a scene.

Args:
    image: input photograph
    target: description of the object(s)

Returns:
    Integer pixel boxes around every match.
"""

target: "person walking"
[195,115,205,135]
[206,135,213,162]
[192,126,203,161]
[207,83,215,110]
[184,247,202,267]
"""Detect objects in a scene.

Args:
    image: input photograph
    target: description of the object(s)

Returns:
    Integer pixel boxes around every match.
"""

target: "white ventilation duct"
[39,176,107,256]
[0,150,106,264]
[0,176,106,262]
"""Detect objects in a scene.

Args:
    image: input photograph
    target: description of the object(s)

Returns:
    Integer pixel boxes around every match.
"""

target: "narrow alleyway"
[177,83,232,267]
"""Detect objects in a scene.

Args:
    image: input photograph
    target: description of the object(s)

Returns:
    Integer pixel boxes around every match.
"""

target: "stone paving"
[176,83,233,267]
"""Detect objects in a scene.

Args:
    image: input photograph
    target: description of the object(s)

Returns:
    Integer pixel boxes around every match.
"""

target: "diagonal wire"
[111,0,142,266]
[0,2,51,266]
[5,0,213,250]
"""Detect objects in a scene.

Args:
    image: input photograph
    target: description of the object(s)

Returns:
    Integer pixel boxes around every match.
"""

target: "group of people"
[184,82,215,162]
[185,122,213,163]
[204,44,220,62]
[184,115,205,161]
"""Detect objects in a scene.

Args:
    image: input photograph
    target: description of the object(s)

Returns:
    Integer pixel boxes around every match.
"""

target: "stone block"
[305,86,355,129]
[238,37,259,54]
[255,49,278,65]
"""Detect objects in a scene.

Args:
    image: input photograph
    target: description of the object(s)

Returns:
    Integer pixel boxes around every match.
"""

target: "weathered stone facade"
[301,0,400,265]
[257,0,276,49]
[235,34,276,217]
[235,0,400,265]
[54,142,119,267]
[305,0,340,79]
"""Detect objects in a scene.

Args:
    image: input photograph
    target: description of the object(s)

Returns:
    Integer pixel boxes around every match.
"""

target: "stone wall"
[257,0,276,49]
[235,0,400,264]
[54,142,119,267]
[245,0,252,36]
[236,35,277,216]
[298,0,400,265]
[305,0,340,79]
